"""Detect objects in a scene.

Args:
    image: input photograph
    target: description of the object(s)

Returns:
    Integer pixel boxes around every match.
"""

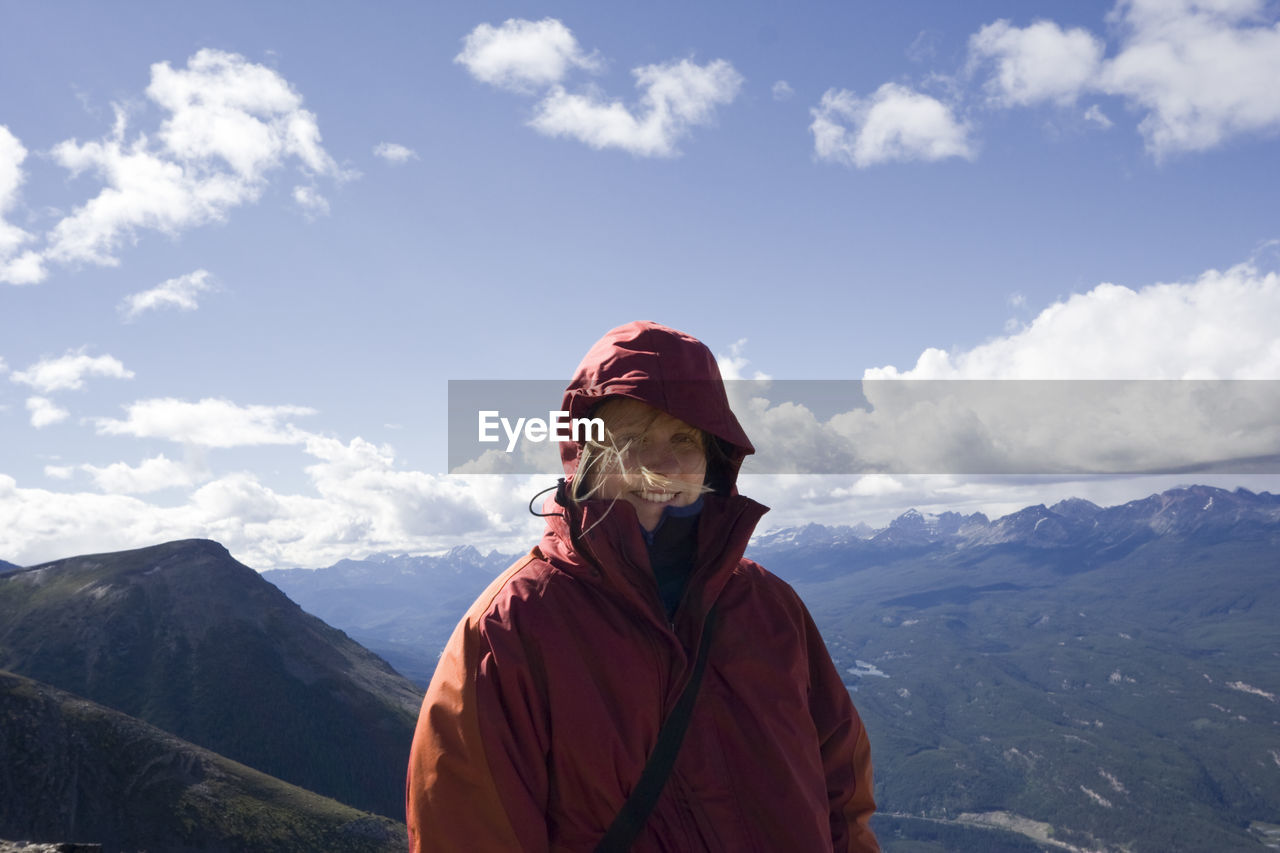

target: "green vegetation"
[0,540,422,822]
[1,670,406,853]
[800,534,1279,852]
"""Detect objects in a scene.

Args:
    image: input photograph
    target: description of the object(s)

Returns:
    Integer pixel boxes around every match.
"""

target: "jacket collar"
[539,483,769,635]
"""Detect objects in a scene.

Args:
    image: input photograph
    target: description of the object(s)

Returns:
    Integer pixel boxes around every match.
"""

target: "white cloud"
[302,434,496,539]
[716,338,772,381]
[119,268,214,319]
[0,125,45,285]
[694,259,1280,482]
[82,454,207,494]
[0,127,27,250]
[866,261,1280,379]
[529,58,743,157]
[1099,0,1280,156]
[43,465,75,480]
[292,185,330,218]
[968,19,1104,107]
[0,450,543,569]
[811,83,974,168]
[1084,104,1114,128]
[456,18,601,92]
[95,397,315,447]
[12,350,135,393]
[26,396,69,428]
[42,49,345,272]
[373,142,418,163]
[772,80,795,101]
[147,48,340,178]
[965,2,1280,157]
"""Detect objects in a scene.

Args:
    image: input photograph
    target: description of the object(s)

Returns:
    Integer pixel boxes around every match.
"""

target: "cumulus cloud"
[82,454,208,494]
[690,259,1280,482]
[95,397,315,447]
[811,83,974,167]
[772,80,795,101]
[867,261,1280,379]
[459,18,741,157]
[0,451,542,569]
[40,49,345,274]
[302,434,497,539]
[785,260,1280,479]
[373,142,418,163]
[11,350,135,393]
[119,268,214,320]
[1099,0,1280,156]
[965,2,1280,157]
[26,396,69,428]
[968,19,1105,107]
[529,58,743,157]
[456,18,602,92]
[0,126,44,285]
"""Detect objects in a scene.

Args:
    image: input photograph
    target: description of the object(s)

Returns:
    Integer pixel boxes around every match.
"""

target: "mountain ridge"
[0,539,422,821]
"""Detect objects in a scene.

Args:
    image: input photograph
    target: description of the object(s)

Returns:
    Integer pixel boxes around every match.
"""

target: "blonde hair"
[570,397,714,506]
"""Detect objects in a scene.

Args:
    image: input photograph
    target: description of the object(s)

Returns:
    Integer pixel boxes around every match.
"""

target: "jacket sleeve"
[803,606,881,853]
[406,594,552,853]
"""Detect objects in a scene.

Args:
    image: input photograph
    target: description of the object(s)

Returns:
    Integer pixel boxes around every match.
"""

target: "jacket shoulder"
[732,556,801,595]
[728,557,812,618]
[458,547,576,634]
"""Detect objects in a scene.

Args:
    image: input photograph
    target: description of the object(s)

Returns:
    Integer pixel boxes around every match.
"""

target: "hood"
[560,321,754,494]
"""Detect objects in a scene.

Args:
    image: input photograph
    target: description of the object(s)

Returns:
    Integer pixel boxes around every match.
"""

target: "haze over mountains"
[1,485,1277,851]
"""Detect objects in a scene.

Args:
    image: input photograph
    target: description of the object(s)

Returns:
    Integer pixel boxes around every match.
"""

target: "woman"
[407,321,879,852]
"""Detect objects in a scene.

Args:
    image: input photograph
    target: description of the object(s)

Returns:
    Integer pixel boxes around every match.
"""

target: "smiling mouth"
[635,490,679,503]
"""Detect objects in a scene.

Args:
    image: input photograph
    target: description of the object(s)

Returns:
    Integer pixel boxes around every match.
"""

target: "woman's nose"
[640,441,679,473]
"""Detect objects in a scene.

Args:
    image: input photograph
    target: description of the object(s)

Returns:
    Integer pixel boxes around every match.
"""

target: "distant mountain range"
[264,545,514,686]
[0,539,421,850]
[266,485,1280,852]
[757,485,1280,852]
[3,486,1276,851]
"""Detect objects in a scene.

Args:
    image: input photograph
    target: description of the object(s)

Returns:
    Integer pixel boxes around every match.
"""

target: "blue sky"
[3,0,1280,567]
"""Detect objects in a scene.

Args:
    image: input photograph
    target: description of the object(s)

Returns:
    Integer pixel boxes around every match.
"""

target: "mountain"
[268,485,1280,851]
[0,559,19,574]
[264,544,515,686]
[0,539,422,821]
[749,485,1280,582]
[764,486,1280,852]
[0,670,405,853]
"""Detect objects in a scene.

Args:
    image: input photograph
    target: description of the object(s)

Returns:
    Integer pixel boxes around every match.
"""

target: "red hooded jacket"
[407,322,879,852]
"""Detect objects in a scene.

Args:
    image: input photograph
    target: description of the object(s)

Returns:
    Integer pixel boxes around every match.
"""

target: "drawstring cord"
[528,478,568,519]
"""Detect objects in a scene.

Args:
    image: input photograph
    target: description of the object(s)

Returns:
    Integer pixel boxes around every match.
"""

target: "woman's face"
[592,399,707,531]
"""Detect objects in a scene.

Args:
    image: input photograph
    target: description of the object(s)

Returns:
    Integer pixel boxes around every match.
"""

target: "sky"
[3,0,1280,569]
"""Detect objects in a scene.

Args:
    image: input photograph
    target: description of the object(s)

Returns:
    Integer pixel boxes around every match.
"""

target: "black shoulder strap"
[594,604,720,853]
